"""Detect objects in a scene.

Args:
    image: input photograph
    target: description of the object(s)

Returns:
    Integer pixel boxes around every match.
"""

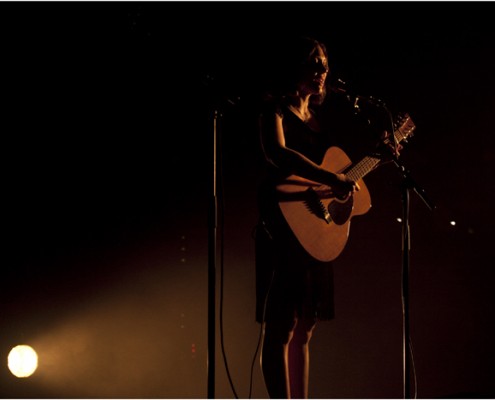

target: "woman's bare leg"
[288,318,316,399]
[261,318,296,398]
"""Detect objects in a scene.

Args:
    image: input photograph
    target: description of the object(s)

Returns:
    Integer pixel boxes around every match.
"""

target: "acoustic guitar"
[276,112,416,261]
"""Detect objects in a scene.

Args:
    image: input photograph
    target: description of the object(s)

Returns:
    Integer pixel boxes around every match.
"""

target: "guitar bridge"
[305,187,332,224]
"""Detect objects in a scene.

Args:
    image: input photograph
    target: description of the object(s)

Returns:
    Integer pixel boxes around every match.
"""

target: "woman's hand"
[332,173,360,200]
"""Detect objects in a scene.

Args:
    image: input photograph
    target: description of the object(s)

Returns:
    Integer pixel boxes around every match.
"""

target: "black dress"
[255,103,336,324]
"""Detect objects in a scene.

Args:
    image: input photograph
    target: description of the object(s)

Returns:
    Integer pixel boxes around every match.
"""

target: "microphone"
[329,78,386,109]
[330,77,396,150]
[201,73,241,107]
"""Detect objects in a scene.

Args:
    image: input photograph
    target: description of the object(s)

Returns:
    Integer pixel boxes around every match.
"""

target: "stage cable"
[410,338,418,399]
[248,242,275,399]
[248,293,264,399]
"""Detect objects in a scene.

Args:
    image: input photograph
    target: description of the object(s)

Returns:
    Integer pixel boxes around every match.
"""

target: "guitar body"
[277,146,372,262]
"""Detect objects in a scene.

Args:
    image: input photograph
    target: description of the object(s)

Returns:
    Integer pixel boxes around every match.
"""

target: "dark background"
[1,2,494,398]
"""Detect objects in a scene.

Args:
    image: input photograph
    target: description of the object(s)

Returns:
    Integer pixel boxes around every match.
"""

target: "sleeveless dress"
[255,103,336,323]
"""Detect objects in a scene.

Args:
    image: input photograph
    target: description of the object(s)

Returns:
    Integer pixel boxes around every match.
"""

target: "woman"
[254,36,360,399]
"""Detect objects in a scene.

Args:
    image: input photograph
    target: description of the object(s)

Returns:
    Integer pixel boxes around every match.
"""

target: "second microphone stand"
[357,97,435,399]
[385,106,435,399]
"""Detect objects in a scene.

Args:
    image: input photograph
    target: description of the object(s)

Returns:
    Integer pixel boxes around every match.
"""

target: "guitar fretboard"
[346,156,381,182]
[346,113,415,182]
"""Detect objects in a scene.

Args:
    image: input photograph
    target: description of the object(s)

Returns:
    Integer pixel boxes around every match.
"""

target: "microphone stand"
[208,106,218,400]
[335,80,436,398]
[354,92,436,398]
[203,74,239,399]
[379,102,435,399]
[392,155,435,399]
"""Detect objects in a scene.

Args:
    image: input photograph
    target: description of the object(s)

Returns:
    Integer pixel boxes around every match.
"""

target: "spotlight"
[7,344,38,378]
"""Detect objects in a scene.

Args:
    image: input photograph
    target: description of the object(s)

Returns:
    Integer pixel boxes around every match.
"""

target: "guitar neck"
[346,117,412,182]
[345,155,381,182]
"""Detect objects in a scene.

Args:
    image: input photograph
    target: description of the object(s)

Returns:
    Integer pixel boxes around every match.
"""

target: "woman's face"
[298,45,329,96]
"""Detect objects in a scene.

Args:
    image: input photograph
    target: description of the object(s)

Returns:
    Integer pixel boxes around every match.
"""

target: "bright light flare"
[8,344,38,378]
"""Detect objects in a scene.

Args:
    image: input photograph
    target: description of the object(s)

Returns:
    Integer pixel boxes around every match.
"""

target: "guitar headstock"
[377,112,416,159]
[394,112,416,144]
